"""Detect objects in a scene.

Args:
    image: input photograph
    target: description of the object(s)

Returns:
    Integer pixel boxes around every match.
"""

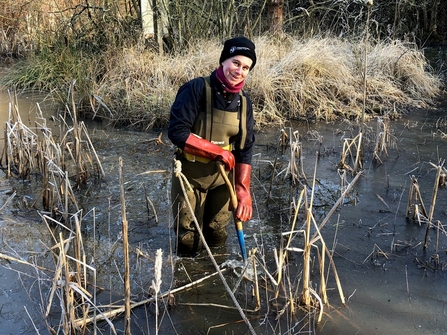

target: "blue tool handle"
[236,220,247,261]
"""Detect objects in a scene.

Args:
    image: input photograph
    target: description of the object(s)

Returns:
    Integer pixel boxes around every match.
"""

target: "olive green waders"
[171,156,232,254]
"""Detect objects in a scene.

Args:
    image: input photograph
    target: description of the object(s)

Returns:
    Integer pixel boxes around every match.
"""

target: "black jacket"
[168,70,255,165]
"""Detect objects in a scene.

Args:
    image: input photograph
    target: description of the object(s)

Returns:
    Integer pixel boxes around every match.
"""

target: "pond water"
[0,87,447,335]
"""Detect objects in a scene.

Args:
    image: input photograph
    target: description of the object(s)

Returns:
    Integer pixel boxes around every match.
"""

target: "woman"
[168,36,256,255]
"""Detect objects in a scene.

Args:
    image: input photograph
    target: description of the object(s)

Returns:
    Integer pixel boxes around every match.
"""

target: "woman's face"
[221,55,253,86]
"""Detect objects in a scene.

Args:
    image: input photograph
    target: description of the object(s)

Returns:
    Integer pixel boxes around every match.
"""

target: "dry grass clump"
[251,37,442,127]
[367,40,441,101]
[91,36,442,130]
[3,35,442,130]
[93,40,222,130]
[251,37,361,124]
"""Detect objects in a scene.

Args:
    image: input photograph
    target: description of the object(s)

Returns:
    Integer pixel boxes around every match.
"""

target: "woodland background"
[0,1,445,128]
[1,0,446,59]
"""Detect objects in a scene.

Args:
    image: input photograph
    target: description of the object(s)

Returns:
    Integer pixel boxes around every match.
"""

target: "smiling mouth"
[230,74,240,81]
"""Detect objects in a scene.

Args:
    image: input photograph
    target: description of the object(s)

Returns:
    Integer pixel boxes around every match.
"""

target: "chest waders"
[171,77,248,254]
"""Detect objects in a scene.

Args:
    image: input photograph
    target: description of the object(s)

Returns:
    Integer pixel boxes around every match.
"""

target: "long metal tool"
[218,163,248,262]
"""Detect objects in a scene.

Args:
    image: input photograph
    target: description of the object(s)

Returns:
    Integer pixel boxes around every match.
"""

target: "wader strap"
[239,93,247,150]
[204,76,212,143]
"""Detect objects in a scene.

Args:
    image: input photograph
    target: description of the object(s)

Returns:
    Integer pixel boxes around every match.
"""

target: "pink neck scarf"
[216,66,245,94]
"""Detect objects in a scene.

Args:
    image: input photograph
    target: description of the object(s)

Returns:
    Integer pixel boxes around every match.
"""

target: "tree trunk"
[429,0,441,36]
[268,0,284,34]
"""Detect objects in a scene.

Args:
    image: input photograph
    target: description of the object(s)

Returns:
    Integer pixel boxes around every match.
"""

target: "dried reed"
[0,90,120,333]
[422,162,445,249]
[406,175,428,222]
[269,141,361,328]
[2,91,104,219]
[338,132,363,175]
[428,162,444,222]
[119,157,131,335]
[372,116,398,164]
[151,249,163,335]
[39,212,116,334]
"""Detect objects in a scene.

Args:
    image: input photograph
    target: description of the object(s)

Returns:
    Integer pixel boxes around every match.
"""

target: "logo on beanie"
[230,46,250,54]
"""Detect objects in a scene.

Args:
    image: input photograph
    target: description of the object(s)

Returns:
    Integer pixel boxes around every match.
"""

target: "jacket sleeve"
[168,78,205,149]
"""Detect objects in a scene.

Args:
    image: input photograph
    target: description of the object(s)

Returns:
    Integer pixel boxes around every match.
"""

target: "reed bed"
[0,72,446,334]
[372,116,398,164]
[0,92,109,331]
[0,95,354,333]
[2,89,104,217]
[404,161,447,251]
[0,112,446,334]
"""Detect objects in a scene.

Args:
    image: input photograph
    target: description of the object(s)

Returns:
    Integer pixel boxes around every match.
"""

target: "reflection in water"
[0,89,49,124]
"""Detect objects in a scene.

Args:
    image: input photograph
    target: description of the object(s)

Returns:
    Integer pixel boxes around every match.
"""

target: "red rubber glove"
[183,134,235,171]
[234,163,252,222]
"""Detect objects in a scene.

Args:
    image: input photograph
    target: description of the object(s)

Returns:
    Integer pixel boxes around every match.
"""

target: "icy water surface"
[0,88,447,334]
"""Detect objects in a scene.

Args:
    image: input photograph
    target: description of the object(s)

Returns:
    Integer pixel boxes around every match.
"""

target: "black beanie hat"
[219,36,257,70]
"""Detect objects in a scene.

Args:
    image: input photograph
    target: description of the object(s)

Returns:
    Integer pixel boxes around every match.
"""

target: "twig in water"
[405,265,409,296]
[24,306,41,335]
[0,191,16,214]
[145,194,159,224]
[347,289,357,302]
[72,269,227,327]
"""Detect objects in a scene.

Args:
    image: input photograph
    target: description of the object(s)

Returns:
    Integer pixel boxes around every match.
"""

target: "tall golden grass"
[87,36,441,130]
[2,35,442,130]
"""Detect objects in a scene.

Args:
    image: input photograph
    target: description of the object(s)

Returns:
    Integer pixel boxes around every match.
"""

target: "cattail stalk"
[151,249,163,334]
